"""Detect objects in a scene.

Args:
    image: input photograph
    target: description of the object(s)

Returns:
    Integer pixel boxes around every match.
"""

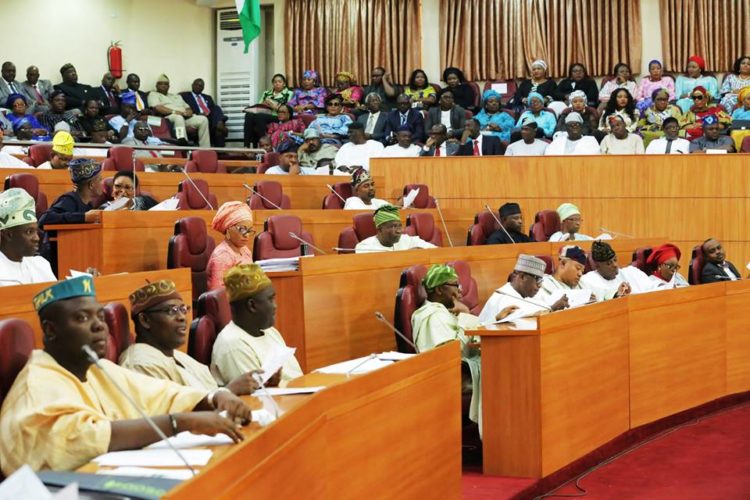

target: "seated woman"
[554,90,598,136]
[207,201,254,291]
[681,86,731,141]
[597,88,639,139]
[552,63,599,108]
[645,244,689,288]
[4,94,50,141]
[675,55,719,113]
[79,99,119,144]
[730,87,750,151]
[98,171,158,210]
[404,69,437,109]
[598,63,638,111]
[441,67,477,112]
[288,69,328,115]
[332,71,364,114]
[243,73,293,147]
[635,60,675,112]
[638,88,684,146]
[266,104,305,148]
[511,59,558,114]
[515,92,556,138]
[120,279,263,394]
[474,89,514,143]
[309,94,353,145]
[40,90,85,138]
[343,167,388,209]
[720,55,750,111]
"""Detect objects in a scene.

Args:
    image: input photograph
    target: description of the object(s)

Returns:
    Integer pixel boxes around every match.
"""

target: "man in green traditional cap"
[354,204,437,253]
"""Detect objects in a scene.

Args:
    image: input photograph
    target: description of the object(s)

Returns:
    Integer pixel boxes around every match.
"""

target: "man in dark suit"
[424,90,466,139]
[21,65,53,113]
[125,73,151,115]
[486,203,533,245]
[384,94,425,144]
[0,61,34,108]
[89,72,120,115]
[456,118,505,156]
[419,124,460,156]
[54,63,93,111]
[700,239,743,283]
[356,93,388,143]
[180,78,228,147]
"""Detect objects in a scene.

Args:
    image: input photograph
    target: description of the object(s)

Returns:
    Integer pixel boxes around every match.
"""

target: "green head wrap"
[373,204,401,227]
[422,264,459,291]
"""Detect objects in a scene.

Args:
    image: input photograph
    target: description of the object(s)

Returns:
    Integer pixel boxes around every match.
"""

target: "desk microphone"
[81,345,197,476]
[243,183,282,210]
[288,232,327,255]
[434,197,454,247]
[374,311,419,353]
[332,247,384,253]
[179,168,214,210]
[494,290,552,311]
[600,227,634,239]
[485,204,516,244]
[325,184,347,203]
[345,353,378,377]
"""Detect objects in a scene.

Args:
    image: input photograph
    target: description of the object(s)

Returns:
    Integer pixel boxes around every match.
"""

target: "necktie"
[196,94,210,115]
[106,89,116,107]
[665,139,672,154]
[135,93,145,111]
[366,114,375,133]
[9,81,17,93]
[472,140,480,156]
[32,84,44,104]
[400,113,407,126]
[434,146,441,157]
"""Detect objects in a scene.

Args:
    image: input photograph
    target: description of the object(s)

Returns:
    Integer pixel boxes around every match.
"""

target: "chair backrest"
[742,136,750,153]
[337,212,377,253]
[482,79,517,106]
[167,217,216,301]
[322,182,353,209]
[688,244,706,285]
[103,301,133,362]
[189,288,231,364]
[248,180,291,210]
[147,116,173,141]
[253,215,314,260]
[0,318,34,406]
[447,260,480,315]
[394,264,428,353]
[185,150,227,174]
[467,211,500,246]
[258,152,281,174]
[175,179,218,210]
[102,146,145,172]
[536,255,555,275]
[529,210,561,242]
[405,213,443,246]
[403,184,436,209]
[4,174,48,218]
[26,144,52,167]
[467,82,481,109]
[631,247,654,274]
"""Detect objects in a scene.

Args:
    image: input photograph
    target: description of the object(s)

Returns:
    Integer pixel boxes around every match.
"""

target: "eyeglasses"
[145,304,191,316]
[522,272,544,285]
[661,263,681,271]
[444,282,464,293]
[113,183,135,191]
[327,102,342,107]
[232,225,255,236]
[691,95,704,100]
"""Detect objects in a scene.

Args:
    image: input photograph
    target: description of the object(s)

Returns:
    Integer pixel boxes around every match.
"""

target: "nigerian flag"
[235,0,261,53]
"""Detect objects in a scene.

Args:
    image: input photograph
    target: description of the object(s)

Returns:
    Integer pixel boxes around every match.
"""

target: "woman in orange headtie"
[207,201,255,290]
[646,244,689,289]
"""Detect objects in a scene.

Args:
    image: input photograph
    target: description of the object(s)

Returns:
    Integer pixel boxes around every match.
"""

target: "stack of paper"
[256,257,300,272]
[403,188,420,209]
[315,355,395,375]
[149,198,180,211]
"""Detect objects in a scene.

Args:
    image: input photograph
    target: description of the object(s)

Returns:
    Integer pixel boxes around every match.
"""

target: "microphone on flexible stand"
[345,354,378,377]
[600,227,634,239]
[81,345,197,476]
[434,197,454,247]
[374,311,419,353]
[251,372,282,418]
[326,184,347,204]
[485,204,516,244]
[242,183,282,210]
[179,168,214,210]
[288,232,327,255]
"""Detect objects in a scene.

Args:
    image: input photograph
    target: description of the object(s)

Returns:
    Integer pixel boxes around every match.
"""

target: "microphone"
[374,311,419,353]
[326,184,347,203]
[345,354,378,377]
[434,197,454,247]
[485,204,516,244]
[288,232,327,255]
[81,345,197,476]
[179,168,214,210]
[494,290,552,311]
[600,227,634,239]
[243,183,282,210]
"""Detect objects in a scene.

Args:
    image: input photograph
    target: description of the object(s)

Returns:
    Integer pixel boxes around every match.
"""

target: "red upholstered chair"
[447,260,480,315]
[299,114,317,127]
[529,210,561,242]
[102,146,145,172]
[402,184,436,209]
[404,212,443,247]
[148,116,174,141]
[184,150,227,174]
[25,143,52,167]
[167,217,216,302]
[103,302,133,362]
[257,152,280,174]
[0,318,34,406]
[394,264,428,353]
[247,180,291,209]
[189,288,231,364]
[741,136,750,153]
[536,255,555,274]
[175,179,218,210]
[337,212,377,253]
[253,215,315,260]
[688,244,706,285]
[4,174,48,218]
[468,82,482,109]
[322,182,353,209]
[631,247,654,274]
[467,211,500,245]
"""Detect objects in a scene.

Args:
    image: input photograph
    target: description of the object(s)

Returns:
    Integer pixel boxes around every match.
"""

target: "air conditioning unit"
[216,8,260,141]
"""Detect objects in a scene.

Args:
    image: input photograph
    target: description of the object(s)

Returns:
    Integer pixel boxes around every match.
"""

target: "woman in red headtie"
[681,85,731,140]
[646,244,689,288]
[675,55,719,113]
[207,201,255,291]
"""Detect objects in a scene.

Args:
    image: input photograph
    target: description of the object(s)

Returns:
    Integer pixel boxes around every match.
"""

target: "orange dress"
[207,240,253,291]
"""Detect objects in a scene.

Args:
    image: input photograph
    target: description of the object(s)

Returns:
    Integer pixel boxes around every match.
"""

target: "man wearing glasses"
[549,202,594,242]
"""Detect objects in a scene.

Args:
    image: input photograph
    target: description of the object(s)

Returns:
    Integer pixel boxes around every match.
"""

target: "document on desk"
[547,289,594,308]
[93,449,213,467]
[146,431,233,450]
[315,356,394,374]
[378,351,415,361]
[260,345,297,384]
[252,386,324,396]
[403,188,420,209]
[96,467,195,481]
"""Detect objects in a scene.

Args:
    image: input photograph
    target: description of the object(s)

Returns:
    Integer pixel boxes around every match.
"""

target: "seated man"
[53,63,93,111]
[646,243,689,288]
[40,90,85,138]
[384,93,425,143]
[355,204,437,253]
[297,128,339,168]
[504,119,548,156]
[343,167,388,209]
[90,72,120,115]
[0,276,253,475]
[122,121,171,170]
[265,141,315,175]
[147,74,210,148]
[544,112,600,155]
[535,246,594,304]
[411,264,481,425]
[0,188,56,285]
[109,92,140,140]
[211,264,303,387]
[37,131,74,170]
[0,61,32,108]
[179,78,228,147]
[21,65,53,113]
[120,279,259,395]
[420,124,460,156]
[380,126,421,157]
[548,203,593,242]
[701,238,742,283]
[486,202,533,244]
[478,254,568,324]
[600,115,645,154]
[356,93,388,143]
[645,117,690,154]
[39,159,103,226]
[689,115,736,153]
[334,122,384,170]
[125,73,151,114]
[456,118,505,156]
[580,240,655,300]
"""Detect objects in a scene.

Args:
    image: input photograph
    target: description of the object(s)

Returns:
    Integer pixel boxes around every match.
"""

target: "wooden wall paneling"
[725,280,750,393]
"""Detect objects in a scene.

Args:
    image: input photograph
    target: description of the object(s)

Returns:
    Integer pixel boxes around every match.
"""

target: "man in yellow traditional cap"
[147,74,210,147]
[354,204,437,253]
[211,264,303,388]
[37,130,74,170]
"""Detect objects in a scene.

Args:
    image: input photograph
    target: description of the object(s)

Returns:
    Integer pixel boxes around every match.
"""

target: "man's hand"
[175,411,245,443]
[212,390,253,425]
[226,370,262,396]
[266,368,283,387]
[450,300,471,315]
[495,305,519,321]
[616,282,632,297]
[551,295,569,311]
[460,128,472,144]
[424,136,436,149]
[84,210,101,223]
[183,108,194,118]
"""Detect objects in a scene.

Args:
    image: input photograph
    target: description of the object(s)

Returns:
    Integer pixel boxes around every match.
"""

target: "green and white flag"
[235,0,261,53]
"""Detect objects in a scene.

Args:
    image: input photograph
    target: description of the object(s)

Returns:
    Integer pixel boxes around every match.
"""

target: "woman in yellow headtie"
[332,71,363,113]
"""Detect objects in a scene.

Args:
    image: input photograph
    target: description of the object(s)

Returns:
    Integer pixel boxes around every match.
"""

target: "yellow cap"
[52,131,74,156]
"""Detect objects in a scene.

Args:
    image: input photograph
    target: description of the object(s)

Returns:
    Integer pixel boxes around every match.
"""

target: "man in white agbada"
[355,204,436,253]
[411,264,482,427]
[478,254,569,325]
[343,167,388,210]
[548,202,594,242]
[535,246,596,306]
[645,243,690,289]
[333,121,384,171]
[580,240,656,301]
[544,112,600,156]
[380,127,422,157]
[0,188,56,286]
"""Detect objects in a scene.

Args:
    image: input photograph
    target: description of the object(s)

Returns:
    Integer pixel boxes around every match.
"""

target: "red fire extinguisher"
[107,41,123,79]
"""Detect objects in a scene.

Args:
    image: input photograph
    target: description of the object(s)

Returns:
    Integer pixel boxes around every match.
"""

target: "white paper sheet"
[260,346,296,384]
[93,449,213,467]
[251,408,278,426]
[67,269,93,278]
[547,289,594,309]
[315,356,394,375]
[96,466,194,481]
[490,83,508,95]
[402,188,420,209]
[746,261,750,271]
[146,431,233,450]
[0,465,52,500]
[104,196,131,211]
[252,386,325,396]
[378,351,415,361]
[149,198,180,211]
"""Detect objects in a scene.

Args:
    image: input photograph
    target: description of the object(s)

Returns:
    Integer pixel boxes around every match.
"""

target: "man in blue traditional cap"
[39,158,103,227]
[689,115,736,153]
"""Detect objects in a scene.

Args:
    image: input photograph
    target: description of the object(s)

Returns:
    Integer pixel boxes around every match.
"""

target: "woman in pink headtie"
[207,201,255,290]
